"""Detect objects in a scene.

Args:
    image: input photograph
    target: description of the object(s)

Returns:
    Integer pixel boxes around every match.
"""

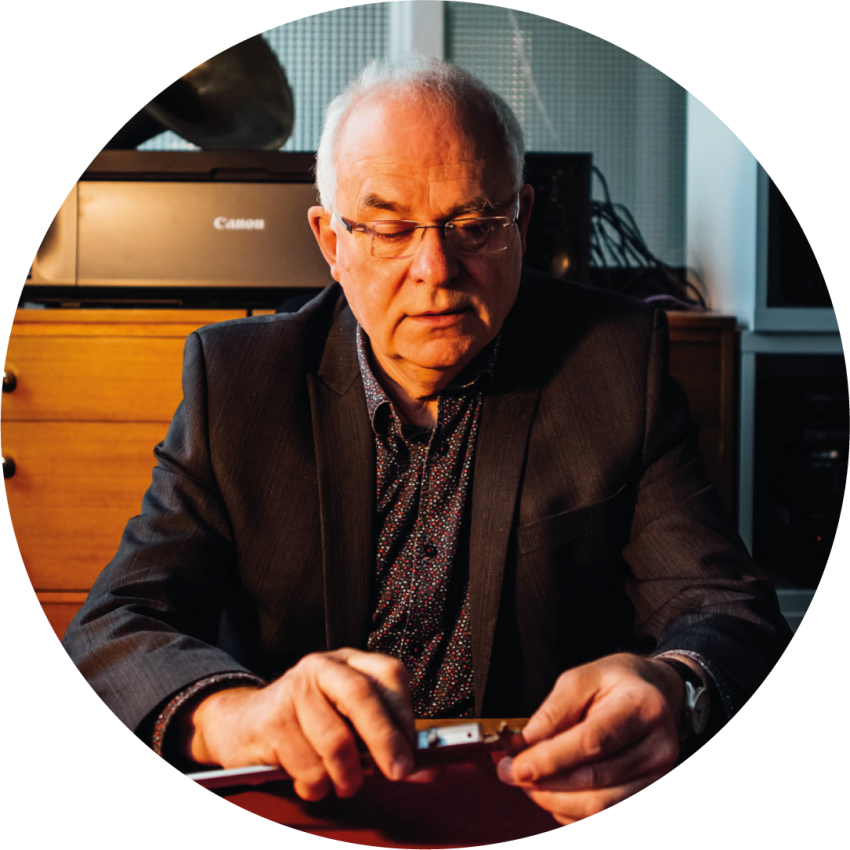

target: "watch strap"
[656,656,710,740]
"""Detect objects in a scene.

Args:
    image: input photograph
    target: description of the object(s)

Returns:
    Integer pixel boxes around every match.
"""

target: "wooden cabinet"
[666,313,738,517]
[2,309,245,637]
[2,307,738,639]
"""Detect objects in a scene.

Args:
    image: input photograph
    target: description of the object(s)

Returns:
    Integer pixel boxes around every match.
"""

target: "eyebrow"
[450,196,498,217]
[358,193,498,219]
[359,193,409,215]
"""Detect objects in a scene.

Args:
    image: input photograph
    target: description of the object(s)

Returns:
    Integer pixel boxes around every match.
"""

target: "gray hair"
[315,56,525,210]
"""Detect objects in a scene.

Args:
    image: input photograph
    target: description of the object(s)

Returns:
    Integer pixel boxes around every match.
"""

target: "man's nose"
[408,226,460,286]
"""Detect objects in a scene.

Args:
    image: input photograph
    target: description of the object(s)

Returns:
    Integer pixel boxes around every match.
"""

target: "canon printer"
[26,151,334,307]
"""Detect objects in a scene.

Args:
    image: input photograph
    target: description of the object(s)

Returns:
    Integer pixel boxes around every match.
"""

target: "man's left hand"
[497,653,686,825]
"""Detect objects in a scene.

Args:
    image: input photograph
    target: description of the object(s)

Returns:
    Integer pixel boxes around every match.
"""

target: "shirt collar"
[356,324,500,432]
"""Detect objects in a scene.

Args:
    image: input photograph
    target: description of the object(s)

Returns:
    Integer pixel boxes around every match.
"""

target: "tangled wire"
[589,166,707,311]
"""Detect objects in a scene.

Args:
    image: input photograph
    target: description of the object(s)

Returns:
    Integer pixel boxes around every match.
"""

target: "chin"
[405,337,481,373]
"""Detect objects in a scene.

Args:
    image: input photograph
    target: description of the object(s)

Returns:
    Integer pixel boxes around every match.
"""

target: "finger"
[278,676,363,800]
[315,655,414,782]
[401,765,442,784]
[523,655,666,746]
[507,688,661,783]
[523,771,667,822]
[521,666,598,744]
[333,649,416,747]
[207,686,333,800]
[265,700,334,801]
[506,726,677,793]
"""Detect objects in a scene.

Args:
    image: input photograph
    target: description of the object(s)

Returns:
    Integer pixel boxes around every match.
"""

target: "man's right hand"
[185,648,416,801]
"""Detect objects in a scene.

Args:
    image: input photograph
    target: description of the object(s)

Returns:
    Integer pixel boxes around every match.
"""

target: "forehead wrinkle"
[352,155,487,181]
[358,189,498,222]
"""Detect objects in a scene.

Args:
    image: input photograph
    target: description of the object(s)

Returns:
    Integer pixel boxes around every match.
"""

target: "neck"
[370,355,456,430]
[365,334,496,430]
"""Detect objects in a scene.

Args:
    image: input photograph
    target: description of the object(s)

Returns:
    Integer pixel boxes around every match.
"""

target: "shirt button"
[423,542,438,558]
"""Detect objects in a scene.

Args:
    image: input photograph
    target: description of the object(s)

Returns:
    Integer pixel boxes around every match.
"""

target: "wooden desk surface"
[217,719,557,847]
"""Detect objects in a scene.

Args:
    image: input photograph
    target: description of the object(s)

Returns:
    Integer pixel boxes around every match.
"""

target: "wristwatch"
[657,657,710,740]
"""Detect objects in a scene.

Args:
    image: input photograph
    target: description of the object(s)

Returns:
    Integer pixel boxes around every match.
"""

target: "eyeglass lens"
[369,219,514,258]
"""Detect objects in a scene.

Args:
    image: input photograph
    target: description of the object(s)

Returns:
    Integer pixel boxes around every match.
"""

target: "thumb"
[522,667,596,745]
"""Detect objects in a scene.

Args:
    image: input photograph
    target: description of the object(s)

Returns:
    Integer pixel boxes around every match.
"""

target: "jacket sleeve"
[62,331,256,736]
[623,309,792,714]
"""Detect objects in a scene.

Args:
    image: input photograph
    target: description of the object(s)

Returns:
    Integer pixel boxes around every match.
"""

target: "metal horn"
[105,35,294,151]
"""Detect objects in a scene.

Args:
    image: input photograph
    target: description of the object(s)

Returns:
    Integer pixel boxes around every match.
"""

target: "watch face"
[683,679,710,736]
[691,689,710,735]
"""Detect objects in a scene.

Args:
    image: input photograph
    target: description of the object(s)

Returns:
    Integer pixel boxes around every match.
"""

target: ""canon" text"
[213,217,266,230]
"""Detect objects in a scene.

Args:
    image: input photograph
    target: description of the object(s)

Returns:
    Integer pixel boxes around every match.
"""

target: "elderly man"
[63,57,791,825]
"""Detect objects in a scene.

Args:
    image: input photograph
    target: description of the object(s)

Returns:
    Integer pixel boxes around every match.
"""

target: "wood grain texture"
[4,419,169,590]
[667,313,738,516]
[414,717,526,734]
[3,309,246,612]
[13,309,245,325]
[4,336,190,421]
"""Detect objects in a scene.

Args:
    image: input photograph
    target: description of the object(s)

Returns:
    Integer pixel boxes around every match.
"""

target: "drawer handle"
[1,455,14,479]
[2,370,15,393]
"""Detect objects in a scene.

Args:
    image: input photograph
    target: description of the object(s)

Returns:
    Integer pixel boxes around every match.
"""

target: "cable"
[589,165,707,310]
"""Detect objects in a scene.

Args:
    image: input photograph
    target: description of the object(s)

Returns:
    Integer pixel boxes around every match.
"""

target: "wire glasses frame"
[335,200,521,259]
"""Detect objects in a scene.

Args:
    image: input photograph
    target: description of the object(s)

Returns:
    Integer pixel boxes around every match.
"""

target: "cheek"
[336,252,372,315]
[471,262,521,325]
[339,270,403,342]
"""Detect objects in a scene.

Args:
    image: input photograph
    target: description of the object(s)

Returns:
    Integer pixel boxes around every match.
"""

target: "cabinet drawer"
[668,339,723,426]
[3,421,169,590]
[3,336,188,422]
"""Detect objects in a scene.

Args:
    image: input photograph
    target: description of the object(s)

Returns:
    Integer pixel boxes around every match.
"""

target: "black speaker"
[752,354,849,586]
[523,153,592,284]
[767,178,831,308]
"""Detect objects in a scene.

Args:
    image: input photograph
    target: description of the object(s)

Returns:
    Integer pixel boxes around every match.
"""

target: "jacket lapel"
[307,281,548,709]
[469,284,545,713]
[308,303,376,651]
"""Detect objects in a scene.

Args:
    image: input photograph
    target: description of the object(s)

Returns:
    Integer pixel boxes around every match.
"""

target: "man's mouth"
[408,307,469,327]
[411,306,469,317]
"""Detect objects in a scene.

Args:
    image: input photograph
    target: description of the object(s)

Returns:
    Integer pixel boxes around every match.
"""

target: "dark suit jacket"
[63,271,791,735]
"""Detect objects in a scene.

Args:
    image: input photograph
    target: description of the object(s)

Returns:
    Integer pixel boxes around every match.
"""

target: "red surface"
[221,758,559,847]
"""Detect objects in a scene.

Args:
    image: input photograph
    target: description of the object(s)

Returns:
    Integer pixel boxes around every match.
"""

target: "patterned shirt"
[357,326,499,717]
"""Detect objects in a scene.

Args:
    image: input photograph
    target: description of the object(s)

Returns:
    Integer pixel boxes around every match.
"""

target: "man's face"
[310,94,534,384]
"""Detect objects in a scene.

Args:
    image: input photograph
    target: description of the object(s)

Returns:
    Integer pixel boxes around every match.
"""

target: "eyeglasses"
[335,201,520,259]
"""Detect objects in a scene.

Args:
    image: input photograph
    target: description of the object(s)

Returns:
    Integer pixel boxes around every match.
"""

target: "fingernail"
[497,756,515,784]
[391,753,413,780]
[498,757,534,784]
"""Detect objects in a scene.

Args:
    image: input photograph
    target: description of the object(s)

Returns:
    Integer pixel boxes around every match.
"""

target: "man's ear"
[516,184,535,256]
[308,206,341,282]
